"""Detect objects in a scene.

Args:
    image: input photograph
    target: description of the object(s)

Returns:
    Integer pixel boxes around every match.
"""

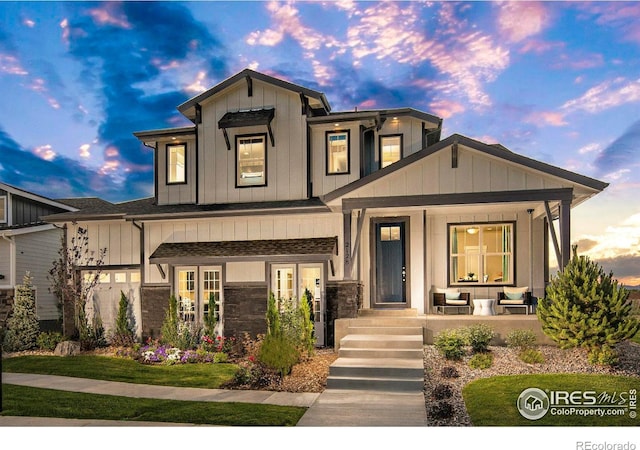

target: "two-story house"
[44,69,607,345]
[0,182,82,330]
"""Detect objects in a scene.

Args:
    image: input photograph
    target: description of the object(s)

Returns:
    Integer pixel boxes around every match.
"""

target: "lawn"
[2,355,237,388]
[463,373,639,426]
[1,384,306,426]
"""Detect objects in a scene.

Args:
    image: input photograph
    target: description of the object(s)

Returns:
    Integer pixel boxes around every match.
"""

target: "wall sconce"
[467,226,479,235]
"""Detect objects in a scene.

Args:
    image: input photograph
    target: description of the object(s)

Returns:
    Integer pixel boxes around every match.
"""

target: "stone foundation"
[223,283,268,338]
[326,281,363,347]
[141,286,171,339]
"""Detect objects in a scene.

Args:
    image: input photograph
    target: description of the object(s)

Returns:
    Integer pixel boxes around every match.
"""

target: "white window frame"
[380,134,402,168]
[167,144,186,184]
[175,266,223,330]
[326,130,350,175]
[236,134,267,187]
[0,196,6,224]
[448,222,515,286]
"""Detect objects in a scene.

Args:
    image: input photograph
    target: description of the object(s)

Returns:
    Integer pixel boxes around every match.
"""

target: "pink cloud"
[578,2,640,44]
[429,99,465,119]
[0,54,28,75]
[496,1,550,43]
[33,145,57,161]
[562,78,640,114]
[524,111,567,127]
[519,39,564,55]
[88,4,132,29]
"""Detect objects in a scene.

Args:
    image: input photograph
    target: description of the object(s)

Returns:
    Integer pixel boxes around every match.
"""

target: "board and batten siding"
[0,237,12,287]
[197,81,307,205]
[144,213,342,284]
[14,228,64,321]
[72,222,141,267]
[156,137,197,205]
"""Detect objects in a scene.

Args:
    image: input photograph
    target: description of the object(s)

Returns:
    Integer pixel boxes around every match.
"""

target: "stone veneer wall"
[326,281,363,347]
[223,284,268,338]
[141,286,171,339]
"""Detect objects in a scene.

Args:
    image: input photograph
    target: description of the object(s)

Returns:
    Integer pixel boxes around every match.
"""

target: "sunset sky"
[0,1,639,285]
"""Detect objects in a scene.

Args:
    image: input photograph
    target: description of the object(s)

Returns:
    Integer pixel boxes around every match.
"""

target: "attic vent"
[218,108,275,150]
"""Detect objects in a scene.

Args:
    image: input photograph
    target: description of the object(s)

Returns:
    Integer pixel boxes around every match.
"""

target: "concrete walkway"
[0,373,428,427]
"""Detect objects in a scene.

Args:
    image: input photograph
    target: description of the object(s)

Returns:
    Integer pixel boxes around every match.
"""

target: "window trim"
[0,195,6,224]
[326,129,351,175]
[235,133,268,188]
[166,143,187,185]
[379,134,403,169]
[447,221,516,287]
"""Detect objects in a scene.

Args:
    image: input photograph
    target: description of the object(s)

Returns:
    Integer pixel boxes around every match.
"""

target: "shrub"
[36,331,64,351]
[468,352,493,369]
[505,329,537,351]
[464,324,494,353]
[429,401,454,420]
[258,333,299,377]
[537,246,639,365]
[174,322,202,350]
[4,272,40,351]
[587,345,619,366]
[519,348,545,364]
[434,329,466,360]
[203,293,218,338]
[440,366,460,378]
[432,383,453,400]
[110,291,136,347]
[160,295,180,347]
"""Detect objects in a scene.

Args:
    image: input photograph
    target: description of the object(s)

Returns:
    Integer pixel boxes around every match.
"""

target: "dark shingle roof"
[56,197,114,210]
[150,237,338,264]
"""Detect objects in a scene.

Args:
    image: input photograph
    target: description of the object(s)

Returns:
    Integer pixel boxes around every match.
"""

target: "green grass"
[1,384,305,426]
[463,374,640,426]
[2,355,237,388]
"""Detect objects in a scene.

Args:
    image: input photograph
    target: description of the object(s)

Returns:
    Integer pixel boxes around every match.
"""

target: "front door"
[373,219,408,307]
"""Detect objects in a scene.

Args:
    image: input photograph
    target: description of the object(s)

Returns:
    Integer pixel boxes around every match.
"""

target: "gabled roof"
[56,197,113,210]
[0,182,78,212]
[322,133,609,203]
[178,68,332,121]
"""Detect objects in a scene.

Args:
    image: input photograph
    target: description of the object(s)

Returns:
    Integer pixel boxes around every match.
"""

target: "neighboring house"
[0,182,81,330]
[43,68,607,345]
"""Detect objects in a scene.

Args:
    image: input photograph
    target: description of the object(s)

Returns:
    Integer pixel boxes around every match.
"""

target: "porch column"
[343,211,352,280]
[559,198,571,269]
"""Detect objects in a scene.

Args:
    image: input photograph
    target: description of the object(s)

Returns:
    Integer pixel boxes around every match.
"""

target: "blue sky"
[1,1,639,285]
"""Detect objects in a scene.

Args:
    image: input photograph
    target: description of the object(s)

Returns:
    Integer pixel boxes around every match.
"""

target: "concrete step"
[358,308,418,317]
[347,326,424,336]
[347,317,426,327]
[340,334,423,350]
[326,375,424,392]
[338,347,424,359]
[329,357,423,378]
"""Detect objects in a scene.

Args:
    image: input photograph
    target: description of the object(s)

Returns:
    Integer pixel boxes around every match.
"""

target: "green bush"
[434,329,466,360]
[110,291,136,347]
[587,345,619,366]
[160,295,180,347]
[505,329,537,351]
[213,352,228,363]
[464,324,494,353]
[258,333,299,376]
[518,348,545,364]
[36,331,64,351]
[537,246,639,365]
[4,273,40,351]
[468,352,493,369]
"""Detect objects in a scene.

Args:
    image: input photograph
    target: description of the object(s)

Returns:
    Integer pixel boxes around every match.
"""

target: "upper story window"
[326,130,350,175]
[449,223,514,286]
[237,134,267,187]
[167,144,186,184]
[380,134,402,168]
[0,196,6,223]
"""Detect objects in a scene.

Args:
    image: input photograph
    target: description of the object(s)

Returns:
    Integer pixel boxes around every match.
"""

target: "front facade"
[44,69,607,345]
[0,182,79,329]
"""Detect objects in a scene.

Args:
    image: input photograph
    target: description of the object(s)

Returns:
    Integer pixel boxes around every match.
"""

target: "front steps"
[327,309,425,392]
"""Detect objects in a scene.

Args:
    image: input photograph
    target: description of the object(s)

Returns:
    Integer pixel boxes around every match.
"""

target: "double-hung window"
[0,196,6,223]
[380,134,402,168]
[326,130,350,175]
[167,144,186,184]
[449,223,514,286]
[237,134,267,187]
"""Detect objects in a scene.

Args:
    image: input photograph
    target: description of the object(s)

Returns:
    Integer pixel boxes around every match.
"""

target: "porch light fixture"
[467,226,479,235]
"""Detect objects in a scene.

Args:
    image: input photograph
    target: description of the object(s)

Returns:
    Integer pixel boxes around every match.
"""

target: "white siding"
[72,222,140,267]
[157,138,197,205]
[226,261,265,282]
[14,228,64,321]
[0,238,12,288]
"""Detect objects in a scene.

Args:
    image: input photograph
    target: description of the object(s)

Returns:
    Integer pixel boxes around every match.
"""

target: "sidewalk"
[1,372,428,427]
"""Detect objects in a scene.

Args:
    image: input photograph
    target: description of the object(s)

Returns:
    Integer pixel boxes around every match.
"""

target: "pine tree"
[4,272,41,351]
[110,291,135,346]
[537,246,639,363]
[160,294,180,346]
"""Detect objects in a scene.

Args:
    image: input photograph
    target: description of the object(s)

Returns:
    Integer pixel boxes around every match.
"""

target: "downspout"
[130,219,145,339]
[195,103,202,205]
[528,209,534,296]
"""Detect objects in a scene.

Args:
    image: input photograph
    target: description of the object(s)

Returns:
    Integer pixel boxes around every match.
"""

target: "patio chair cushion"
[445,299,468,306]
[504,286,528,300]
[435,287,460,300]
[499,299,526,305]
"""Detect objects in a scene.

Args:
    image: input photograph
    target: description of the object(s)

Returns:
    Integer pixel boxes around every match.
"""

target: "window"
[175,267,223,327]
[380,135,402,168]
[0,196,5,223]
[449,223,514,285]
[202,269,221,321]
[326,130,350,174]
[237,134,267,187]
[167,144,186,184]
[178,269,196,322]
[273,265,295,300]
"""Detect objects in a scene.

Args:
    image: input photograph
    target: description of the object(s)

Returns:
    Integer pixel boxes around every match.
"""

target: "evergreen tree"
[537,246,639,363]
[110,291,135,346]
[4,272,40,351]
[160,294,180,346]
